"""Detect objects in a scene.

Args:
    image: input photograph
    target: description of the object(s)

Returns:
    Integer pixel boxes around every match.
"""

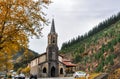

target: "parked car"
[19,73,25,79]
[14,73,25,79]
[30,74,37,79]
[0,74,5,79]
[15,75,19,79]
[73,71,88,78]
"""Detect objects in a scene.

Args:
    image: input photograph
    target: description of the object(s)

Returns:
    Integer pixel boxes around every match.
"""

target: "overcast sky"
[29,0,120,54]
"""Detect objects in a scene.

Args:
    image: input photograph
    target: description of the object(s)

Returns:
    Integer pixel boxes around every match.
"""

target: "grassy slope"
[61,20,120,72]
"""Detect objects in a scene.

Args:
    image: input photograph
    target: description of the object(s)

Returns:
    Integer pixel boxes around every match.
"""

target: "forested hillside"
[61,12,120,72]
[13,49,39,71]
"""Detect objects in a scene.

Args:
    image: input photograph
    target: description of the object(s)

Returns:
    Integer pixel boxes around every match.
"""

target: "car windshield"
[78,71,85,74]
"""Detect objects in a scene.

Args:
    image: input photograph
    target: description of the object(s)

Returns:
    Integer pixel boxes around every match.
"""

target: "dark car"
[30,75,37,79]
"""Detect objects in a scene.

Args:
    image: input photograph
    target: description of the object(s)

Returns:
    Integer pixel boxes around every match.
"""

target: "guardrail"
[94,73,108,79]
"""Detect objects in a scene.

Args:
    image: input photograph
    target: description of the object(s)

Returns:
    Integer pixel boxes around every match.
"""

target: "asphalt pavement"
[25,77,74,79]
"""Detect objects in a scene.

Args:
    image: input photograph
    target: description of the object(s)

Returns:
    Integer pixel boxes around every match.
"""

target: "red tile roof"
[62,59,76,67]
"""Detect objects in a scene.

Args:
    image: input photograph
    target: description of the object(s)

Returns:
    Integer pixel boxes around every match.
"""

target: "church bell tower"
[46,19,59,77]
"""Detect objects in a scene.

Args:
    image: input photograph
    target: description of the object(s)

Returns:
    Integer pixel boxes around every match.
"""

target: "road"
[29,77,74,79]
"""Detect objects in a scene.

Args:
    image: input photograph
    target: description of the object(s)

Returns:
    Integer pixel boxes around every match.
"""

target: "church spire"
[48,19,58,45]
[50,19,56,33]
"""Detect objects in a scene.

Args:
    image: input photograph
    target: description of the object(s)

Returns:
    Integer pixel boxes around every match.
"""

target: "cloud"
[29,0,120,54]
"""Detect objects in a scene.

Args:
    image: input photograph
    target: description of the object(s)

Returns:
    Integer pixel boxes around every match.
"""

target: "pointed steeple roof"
[50,19,56,33]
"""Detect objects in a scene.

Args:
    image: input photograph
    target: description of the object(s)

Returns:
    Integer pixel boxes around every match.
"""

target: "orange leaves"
[21,66,30,74]
[42,0,51,4]
[16,0,31,6]
[0,0,49,71]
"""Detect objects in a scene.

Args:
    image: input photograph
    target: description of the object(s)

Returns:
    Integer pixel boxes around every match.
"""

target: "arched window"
[60,68,63,74]
[53,39,55,43]
[52,37,55,43]
[43,67,47,73]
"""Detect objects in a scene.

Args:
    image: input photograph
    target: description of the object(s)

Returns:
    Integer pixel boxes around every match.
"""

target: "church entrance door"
[51,66,55,77]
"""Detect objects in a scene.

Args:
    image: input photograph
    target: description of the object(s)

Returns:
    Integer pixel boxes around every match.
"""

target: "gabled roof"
[62,59,76,67]
[30,52,76,67]
[30,52,46,61]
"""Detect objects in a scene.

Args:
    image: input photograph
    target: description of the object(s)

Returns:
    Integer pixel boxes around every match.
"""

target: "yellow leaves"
[0,0,49,71]
[42,0,51,4]
[0,52,13,71]
[6,62,13,70]
[17,67,22,74]
[89,73,101,79]
[21,66,30,74]
[75,73,101,79]
[16,0,30,6]
[17,66,30,75]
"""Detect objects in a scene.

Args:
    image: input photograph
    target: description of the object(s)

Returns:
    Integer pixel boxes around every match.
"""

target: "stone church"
[29,19,76,77]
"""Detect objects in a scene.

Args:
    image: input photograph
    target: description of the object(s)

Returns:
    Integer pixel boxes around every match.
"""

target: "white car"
[15,75,19,79]
[73,71,88,78]
[19,73,25,78]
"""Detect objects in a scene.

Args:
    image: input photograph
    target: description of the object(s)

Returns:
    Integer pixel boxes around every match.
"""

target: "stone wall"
[38,55,46,63]
[30,58,38,67]
[59,62,66,77]
[39,62,48,77]
[30,65,39,76]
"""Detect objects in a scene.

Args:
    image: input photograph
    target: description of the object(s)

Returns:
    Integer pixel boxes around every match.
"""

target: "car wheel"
[75,75,79,78]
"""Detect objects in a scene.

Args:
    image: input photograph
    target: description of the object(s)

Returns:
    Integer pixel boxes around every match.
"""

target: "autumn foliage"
[0,0,50,71]
[22,66,30,75]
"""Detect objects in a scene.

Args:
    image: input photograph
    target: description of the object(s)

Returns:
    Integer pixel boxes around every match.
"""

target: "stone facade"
[29,54,66,77]
[29,19,76,78]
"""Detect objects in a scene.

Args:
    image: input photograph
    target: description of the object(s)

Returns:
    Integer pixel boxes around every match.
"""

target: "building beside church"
[29,19,76,77]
